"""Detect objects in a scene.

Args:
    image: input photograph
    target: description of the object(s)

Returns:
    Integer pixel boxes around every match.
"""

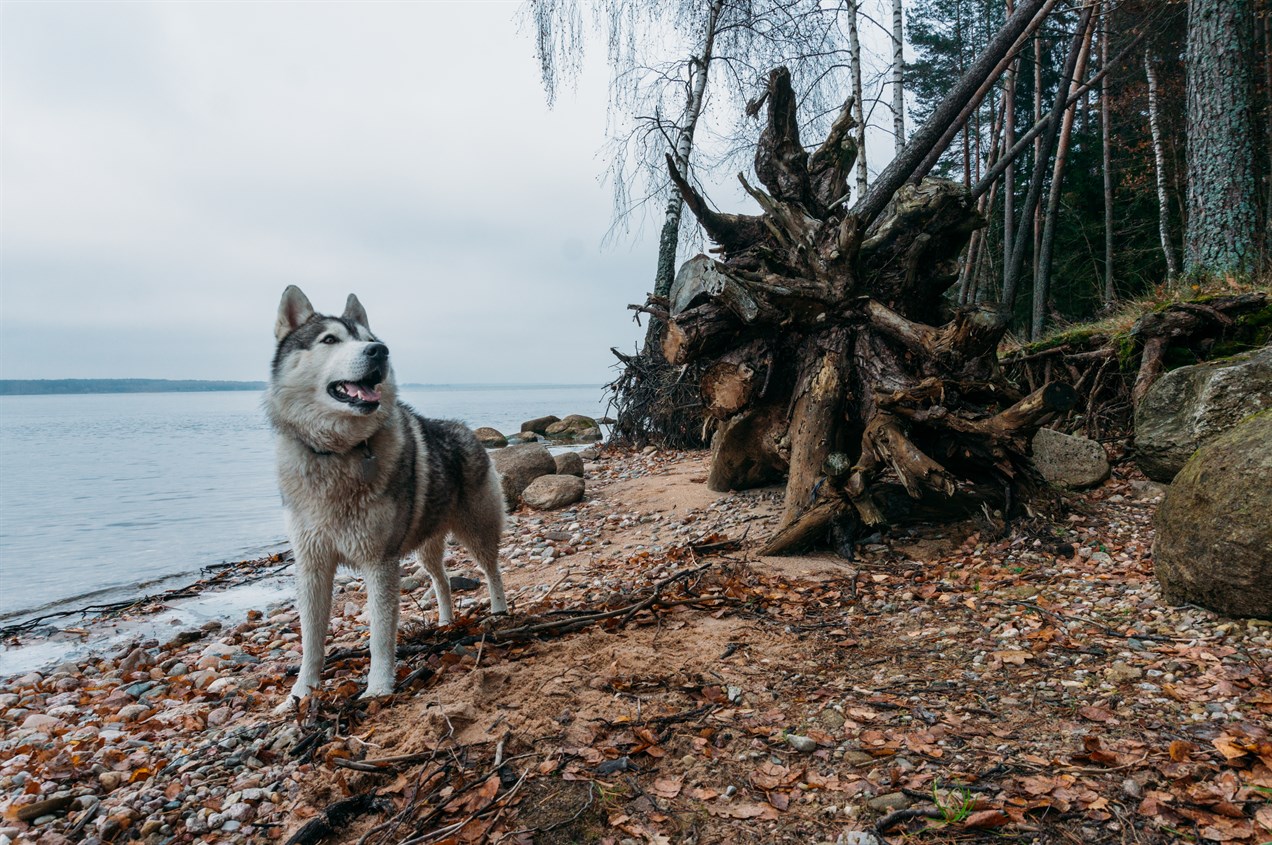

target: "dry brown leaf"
[1212,735,1249,761]
[962,809,1010,828]
[651,776,683,799]
[1078,705,1116,723]
[1169,740,1194,761]
[706,801,780,820]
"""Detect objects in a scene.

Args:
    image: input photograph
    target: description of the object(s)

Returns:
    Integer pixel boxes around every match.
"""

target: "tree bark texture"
[659,62,1073,556]
[1184,0,1260,276]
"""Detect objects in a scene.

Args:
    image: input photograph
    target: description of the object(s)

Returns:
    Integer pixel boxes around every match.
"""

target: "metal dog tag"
[361,455,377,482]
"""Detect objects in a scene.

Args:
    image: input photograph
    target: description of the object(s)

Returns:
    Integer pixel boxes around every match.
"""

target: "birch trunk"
[1032,14,1095,339]
[892,0,906,154]
[848,0,868,199]
[1101,6,1115,306]
[650,0,725,307]
[1144,48,1180,279]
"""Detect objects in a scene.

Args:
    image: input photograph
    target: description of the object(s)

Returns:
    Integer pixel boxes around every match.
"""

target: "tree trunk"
[892,0,906,154]
[1101,5,1115,307]
[1031,30,1042,308]
[1184,0,1260,277]
[1144,48,1180,280]
[855,0,1053,228]
[848,1,868,199]
[648,0,725,310]
[1032,14,1095,340]
[1002,6,1096,312]
[1003,0,1017,285]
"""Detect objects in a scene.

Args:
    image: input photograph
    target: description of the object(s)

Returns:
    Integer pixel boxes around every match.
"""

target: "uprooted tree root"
[606,339,710,450]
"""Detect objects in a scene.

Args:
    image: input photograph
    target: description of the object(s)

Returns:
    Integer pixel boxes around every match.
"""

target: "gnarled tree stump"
[658,67,1075,556]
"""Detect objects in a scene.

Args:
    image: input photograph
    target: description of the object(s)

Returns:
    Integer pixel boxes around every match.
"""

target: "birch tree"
[526,0,869,307]
[1145,47,1180,278]
[848,1,868,199]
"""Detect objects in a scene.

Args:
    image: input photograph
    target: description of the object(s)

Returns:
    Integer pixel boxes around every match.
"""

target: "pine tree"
[1184,0,1260,276]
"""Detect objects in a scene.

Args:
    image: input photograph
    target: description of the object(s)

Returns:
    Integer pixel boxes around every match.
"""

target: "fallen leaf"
[1078,706,1116,723]
[962,809,1010,828]
[706,801,779,820]
[650,776,683,799]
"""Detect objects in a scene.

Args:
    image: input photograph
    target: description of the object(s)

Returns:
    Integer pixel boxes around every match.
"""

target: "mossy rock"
[1153,411,1272,620]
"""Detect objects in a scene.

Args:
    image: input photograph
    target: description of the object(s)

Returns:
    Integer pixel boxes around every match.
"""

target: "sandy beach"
[1,447,1269,844]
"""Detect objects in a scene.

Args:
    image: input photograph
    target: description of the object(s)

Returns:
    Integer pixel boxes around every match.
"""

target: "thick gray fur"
[267,285,507,706]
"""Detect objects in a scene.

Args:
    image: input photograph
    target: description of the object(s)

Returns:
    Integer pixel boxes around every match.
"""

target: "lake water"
[0,386,608,625]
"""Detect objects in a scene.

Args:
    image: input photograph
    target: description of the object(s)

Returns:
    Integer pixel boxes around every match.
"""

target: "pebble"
[785,733,818,753]
[867,792,910,812]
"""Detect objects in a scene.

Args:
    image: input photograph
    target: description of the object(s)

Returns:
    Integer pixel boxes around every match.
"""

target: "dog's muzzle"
[328,345,388,413]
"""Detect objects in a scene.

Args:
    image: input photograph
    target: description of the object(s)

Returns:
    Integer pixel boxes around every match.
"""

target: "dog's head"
[268,286,397,449]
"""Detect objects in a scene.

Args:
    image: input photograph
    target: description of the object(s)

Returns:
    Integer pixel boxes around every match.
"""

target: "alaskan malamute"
[268,286,507,704]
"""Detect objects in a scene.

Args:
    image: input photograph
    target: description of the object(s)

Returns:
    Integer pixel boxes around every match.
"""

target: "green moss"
[1115,334,1139,370]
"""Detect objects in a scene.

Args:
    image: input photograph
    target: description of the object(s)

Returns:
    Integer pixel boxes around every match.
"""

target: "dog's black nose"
[364,343,388,361]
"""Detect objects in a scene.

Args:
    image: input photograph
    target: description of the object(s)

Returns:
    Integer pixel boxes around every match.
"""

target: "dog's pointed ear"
[276,286,315,341]
[343,294,370,330]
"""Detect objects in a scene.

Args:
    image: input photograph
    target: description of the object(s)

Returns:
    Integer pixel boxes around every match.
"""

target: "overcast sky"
[1,1,899,384]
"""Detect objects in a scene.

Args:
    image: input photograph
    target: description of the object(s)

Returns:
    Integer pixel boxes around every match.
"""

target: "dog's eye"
[320,335,339,345]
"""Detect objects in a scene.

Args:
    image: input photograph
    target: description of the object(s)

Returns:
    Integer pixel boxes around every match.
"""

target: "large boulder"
[490,444,556,508]
[1152,411,1272,620]
[545,415,601,442]
[522,475,585,510]
[1030,428,1110,489]
[520,415,560,435]
[554,451,585,477]
[1134,346,1272,482]
[473,427,508,449]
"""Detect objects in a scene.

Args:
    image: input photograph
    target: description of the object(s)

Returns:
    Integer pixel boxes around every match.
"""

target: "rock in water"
[522,475,585,510]
[491,444,556,509]
[1135,346,1272,482]
[1153,411,1272,620]
[520,415,560,435]
[554,451,585,477]
[1030,428,1111,489]
[473,427,508,448]
[545,415,601,442]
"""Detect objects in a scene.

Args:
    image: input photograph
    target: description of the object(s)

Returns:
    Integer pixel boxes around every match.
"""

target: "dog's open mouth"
[328,370,384,411]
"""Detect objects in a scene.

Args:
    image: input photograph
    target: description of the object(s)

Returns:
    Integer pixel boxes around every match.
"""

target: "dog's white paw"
[358,682,394,701]
[273,693,304,717]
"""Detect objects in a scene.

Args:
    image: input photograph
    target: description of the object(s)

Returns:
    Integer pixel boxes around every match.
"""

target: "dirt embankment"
[1,448,1269,845]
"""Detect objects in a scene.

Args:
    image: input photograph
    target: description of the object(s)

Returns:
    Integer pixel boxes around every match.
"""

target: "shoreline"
[2,447,1269,845]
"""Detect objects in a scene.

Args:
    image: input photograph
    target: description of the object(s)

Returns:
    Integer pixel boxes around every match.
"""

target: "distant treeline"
[0,379,268,396]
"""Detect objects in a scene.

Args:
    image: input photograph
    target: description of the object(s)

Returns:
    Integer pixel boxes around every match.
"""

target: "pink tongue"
[344,382,382,402]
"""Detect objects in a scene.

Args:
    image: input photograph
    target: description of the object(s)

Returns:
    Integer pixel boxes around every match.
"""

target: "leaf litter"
[0,448,1268,844]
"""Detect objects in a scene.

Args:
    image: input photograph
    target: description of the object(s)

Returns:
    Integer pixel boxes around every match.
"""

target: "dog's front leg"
[359,562,400,698]
[288,552,337,704]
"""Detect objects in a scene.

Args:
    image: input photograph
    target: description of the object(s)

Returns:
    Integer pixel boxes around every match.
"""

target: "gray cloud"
[1,1,654,383]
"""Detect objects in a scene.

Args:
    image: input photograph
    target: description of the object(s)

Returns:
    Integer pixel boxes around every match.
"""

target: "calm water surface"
[0,386,606,622]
